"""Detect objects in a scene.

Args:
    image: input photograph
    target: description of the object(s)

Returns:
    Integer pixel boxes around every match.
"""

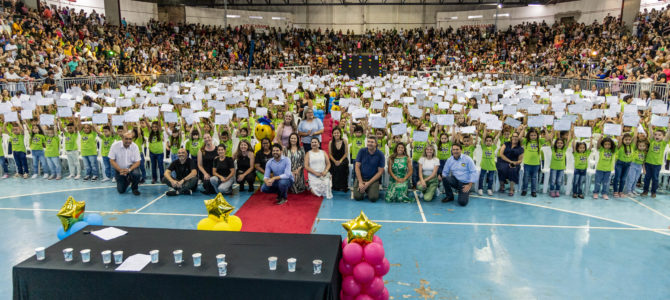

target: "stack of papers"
[92,227,128,241]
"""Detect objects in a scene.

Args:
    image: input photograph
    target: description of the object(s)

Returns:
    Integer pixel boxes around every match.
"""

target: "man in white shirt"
[109,132,142,195]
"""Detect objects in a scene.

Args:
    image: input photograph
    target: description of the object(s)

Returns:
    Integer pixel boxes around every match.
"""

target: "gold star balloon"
[342,211,382,244]
[57,196,86,231]
[204,193,234,222]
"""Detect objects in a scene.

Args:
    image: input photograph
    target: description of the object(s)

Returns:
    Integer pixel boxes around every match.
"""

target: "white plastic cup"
[217,262,228,276]
[150,250,159,263]
[101,250,112,264]
[268,256,277,271]
[113,251,124,264]
[313,259,322,274]
[173,250,183,264]
[80,249,91,263]
[192,253,202,267]
[287,258,297,272]
[63,248,73,262]
[216,254,226,265]
[35,247,45,261]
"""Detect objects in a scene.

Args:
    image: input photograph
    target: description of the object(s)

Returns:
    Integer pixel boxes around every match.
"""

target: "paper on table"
[92,227,128,241]
[115,254,151,272]
[574,126,592,138]
[603,124,622,136]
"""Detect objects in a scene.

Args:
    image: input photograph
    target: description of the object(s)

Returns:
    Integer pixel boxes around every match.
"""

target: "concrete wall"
[120,0,158,24]
[184,7,292,28]
[43,0,105,15]
[158,5,186,23]
[436,0,623,29]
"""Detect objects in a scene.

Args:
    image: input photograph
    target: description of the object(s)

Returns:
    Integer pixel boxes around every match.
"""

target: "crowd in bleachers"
[0,0,668,86]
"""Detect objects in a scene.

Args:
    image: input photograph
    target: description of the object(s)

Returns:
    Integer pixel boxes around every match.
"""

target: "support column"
[104,0,121,26]
[621,0,641,30]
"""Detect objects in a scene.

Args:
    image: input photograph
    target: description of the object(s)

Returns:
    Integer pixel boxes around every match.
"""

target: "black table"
[13,226,342,300]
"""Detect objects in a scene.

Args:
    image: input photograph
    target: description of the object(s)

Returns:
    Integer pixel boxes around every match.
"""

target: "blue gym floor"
[2,178,670,299]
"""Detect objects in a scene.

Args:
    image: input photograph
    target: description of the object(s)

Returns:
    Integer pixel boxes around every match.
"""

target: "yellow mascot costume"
[254,117,276,153]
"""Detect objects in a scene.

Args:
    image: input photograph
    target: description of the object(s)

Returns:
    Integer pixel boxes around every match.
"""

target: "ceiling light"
[226,15,240,18]
[468,15,483,19]
[249,16,263,19]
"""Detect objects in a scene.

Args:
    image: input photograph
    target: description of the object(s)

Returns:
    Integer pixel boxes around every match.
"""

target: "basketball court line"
[0,184,164,200]
[473,195,670,237]
[624,196,670,221]
[134,192,167,213]
[413,191,427,223]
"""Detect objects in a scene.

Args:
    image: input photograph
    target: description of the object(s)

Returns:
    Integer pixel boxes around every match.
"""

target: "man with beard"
[260,143,294,205]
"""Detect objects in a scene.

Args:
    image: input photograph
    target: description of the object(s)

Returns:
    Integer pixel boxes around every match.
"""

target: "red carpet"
[235,191,323,234]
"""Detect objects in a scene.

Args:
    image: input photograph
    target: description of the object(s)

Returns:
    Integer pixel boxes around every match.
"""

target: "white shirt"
[418,157,440,177]
[108,141,140,169]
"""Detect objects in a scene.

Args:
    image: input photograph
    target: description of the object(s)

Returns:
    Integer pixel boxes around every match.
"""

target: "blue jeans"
[593,170,611,195]
[441,175,470,206]
[572,169,587,195]
[478,170,495,190]
[613,160,631,193]
[13,151,28,175]
[521,164,540,193]
[549,169,564,192]
[149,152,165,181]
[139,153,147,180]
[82,155,99,177]
[623,163,643,194]
[643,163,662,194]
[116,168,141,193]
[102,156,116,179]
[31,150,49,175]
[46,157,61,177]
[261,178,293,199]
[0,156,8,174]
[412,160,420,188]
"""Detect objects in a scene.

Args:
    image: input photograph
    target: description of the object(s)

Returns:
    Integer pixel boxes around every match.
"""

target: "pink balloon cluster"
[339,236,390,300]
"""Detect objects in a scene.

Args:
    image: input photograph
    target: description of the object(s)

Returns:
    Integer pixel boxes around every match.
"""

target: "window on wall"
[560,16,575,24]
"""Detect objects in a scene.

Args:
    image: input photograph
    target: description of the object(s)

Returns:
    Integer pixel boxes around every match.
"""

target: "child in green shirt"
[3,121,29,178]
[548,129,571,197]
[96,125,118,181]
[79,122,99,181]
[623,139,649,196]
[571,139,592,198]
[44,125,62,179]
[593,137,616,199]
[613,133,634,198]
[478,129,500,196]
[29,123,48,179]
[63,122,81,179]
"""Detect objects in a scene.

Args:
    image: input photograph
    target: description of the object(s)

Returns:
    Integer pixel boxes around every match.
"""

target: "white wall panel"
[43,0,105,15]
[120,0,158,25]
[185,7,293,28]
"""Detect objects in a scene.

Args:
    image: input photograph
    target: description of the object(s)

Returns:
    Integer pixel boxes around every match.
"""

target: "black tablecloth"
[13,226,342,300]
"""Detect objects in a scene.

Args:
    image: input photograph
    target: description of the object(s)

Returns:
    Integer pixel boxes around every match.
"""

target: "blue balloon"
[57,227,68,240]
[69,221,89,234]
[84,214,103,226]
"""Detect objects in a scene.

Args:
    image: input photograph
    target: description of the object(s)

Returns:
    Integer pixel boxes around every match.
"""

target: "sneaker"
[477,189,483,196]
[487,189,493,196]
[83,176,90,181]
[91,176,98,181]
[48,175,55,180]
[651,193,656,198]
[112,178,116,183]
[66,175,74,179]
[139,178,146,184]
[531,192,537,197]
[23,174,29,179]
[248,187,255,192]
[182,190,193,195]
[132,190,141,196]
[55,176,62,180]
[43,174,49,179]
[31,174,38,179]
[572,194,577,198]
[151,179,157,184]
[593,193,599,199]
[603,194,609,200]
[101,177,110,182]
[14,173,21,178]
[641,192,648,196]
[275,198,287,205]
[579,194,584,199]
[166,190,178,196]
[2,174,8,179]
[521,191,527,196]
[74,175,81,180]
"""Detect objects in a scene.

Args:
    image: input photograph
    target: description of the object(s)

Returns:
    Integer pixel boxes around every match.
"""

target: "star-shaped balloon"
[342,211,381,244]
[57,196,86,231]
[204,193,234,222]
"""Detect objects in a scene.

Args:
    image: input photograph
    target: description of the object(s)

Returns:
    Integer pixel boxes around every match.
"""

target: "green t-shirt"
[616,145,634,163]
[462,145,475,158]
[64,132,78,151]
[549,147,567,170]
[573,150,590,170]
[633,148,646,165]
[222,139,233,157]
[134,136,144,153]
[186,138,203,157]
[169,136,182,154]
[29,134,45,151]
[350,135,365,160]
[596,148,615,172]
[411,141,426,162]
[378,137,388,156]
[45,135,60,157]
[99,134,118,157]
[80,132,98,156]
[437,142,452,160]
[645,140,667,165]
[146,132,164,154]
[10,133,26,153]
[522,138,545,166]
[480,144,497,171]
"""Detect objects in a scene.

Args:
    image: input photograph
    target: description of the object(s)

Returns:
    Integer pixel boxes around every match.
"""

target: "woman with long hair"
[305,137,332,199]
[497,132,524,196]
[329,127,349,191]
[273,113,297,148]
[234,140,256,192]
[284,133,307,194]
[197,133,218,194]
[385,143,413,203]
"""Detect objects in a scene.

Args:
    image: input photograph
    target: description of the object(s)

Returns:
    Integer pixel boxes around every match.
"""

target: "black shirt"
[213,156,234,177]
[168,158,196,180]
[255,150,272,171]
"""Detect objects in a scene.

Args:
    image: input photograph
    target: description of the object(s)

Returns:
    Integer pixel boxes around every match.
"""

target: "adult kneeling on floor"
[440,143,477,206]
[354,136,385,202]
[108,132,141,196]
[163,148,198,196]
[261,143,294,205]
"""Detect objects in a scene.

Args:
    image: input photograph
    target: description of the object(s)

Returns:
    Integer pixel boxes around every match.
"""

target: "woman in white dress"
[304,137,332,199]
